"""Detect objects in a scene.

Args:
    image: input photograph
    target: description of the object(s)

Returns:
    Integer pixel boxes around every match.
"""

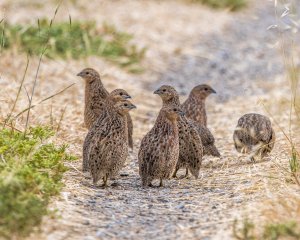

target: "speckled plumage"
[233,113,275,161]
[154,85,203,179]
[138,106,183,187]
[195,125,220,157]
[181,84,216,127]
[77,68,109,129]
[87,100,136,186]
[82,89,132,172]
[77,68,134,149]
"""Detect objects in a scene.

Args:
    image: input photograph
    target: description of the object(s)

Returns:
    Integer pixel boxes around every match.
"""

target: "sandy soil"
[0,0,299,239]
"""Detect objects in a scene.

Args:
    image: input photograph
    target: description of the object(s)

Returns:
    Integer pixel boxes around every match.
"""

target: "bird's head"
[163,106,184,122]
[114,100,136,115]
[154,85,178,102]
[109,89,131,103]
[77,68,100,83]
[191,84,216,99]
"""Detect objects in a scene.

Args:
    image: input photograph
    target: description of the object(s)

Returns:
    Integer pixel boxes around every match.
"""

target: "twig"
[14,83,75,119]
[0,154,6,164]
[2,57,30,129]
[24,48,47,137]
[0,18,5,55]
[56,105,67,133]
[0,121,22,132]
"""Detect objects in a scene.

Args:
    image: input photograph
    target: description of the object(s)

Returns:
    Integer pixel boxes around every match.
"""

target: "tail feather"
[204,144,221,157]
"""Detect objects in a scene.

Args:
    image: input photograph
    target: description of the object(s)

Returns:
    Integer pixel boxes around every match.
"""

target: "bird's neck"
[163,96,181,107]
[189,92,206,104]
[85,78,107,105]
[155,112,178,136]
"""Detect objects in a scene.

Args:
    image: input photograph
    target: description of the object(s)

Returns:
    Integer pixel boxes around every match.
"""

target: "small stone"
[83,220,90,225]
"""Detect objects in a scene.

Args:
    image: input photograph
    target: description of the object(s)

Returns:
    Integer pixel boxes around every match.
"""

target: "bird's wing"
[126,113,134,149]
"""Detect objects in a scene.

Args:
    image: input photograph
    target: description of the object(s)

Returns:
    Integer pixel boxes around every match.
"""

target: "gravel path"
[154,1,299,102]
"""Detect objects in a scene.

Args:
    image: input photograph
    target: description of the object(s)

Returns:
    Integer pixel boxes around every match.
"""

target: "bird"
[154,85,220,178]
[181,84,216,127]
[88,100,136,187]
[138,106,183,187]
[77,68,134,149]
[233,113,276,161]
[82,89,132,172]
[77,68,109,129]
[154,85,203,179]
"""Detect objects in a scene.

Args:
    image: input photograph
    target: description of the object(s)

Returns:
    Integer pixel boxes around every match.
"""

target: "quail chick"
[88,100,136,187]
[154,85,203,179]
[233,113,275,161]
[77,68,134,149]
[181,84,216,127]
[138,106,183,187]
[82,89,131,172]
[77,68,109,129]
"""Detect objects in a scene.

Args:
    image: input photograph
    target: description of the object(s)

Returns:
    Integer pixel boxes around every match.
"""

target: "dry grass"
[231,1,300,238]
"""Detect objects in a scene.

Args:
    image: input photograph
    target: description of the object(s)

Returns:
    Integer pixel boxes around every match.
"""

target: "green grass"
[0,126,76,238]
[0,19,146,73]
[233,219,300,240]
[192,0,246,11]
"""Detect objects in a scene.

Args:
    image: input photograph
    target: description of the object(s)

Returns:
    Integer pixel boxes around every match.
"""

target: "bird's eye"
[162,89,166,92]
[85,72,89,75]
[173,108,177,111]
[120,92,123,95]
[204,88,208,91]
[124,103,128,107]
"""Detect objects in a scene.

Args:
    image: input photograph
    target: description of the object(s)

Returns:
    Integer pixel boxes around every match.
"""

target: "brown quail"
[77,68,109,129]
[82,89,131,172]
[154,85,220,177]
[181,84,216,127]
[233,113,275,161]
[138,106,183,187]
[154,85,203,179]
[77,68,134,149]
[88,100,136,187]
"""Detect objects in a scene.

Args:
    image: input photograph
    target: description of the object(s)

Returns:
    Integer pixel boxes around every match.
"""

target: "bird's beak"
[77,71,84,77]
[211,88,217,94]
[154,89,161,95]
[129,104,137,109]
[124,95,131,99]
[179,110,185,116]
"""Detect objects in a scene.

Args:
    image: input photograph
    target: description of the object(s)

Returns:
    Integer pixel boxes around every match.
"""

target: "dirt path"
[0,0,298,239]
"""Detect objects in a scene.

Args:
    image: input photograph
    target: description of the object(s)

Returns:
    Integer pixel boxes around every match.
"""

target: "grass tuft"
[233,219,300,240]
[191,0,246,11]
[0,19,146,73]
[0,125,76,238]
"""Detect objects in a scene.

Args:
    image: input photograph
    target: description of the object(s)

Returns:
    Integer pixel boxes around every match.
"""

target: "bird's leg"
[184,168,189,178]
[159,179,163,187]
[101,174,108,187]
[172,167,179,178]
[250,156,256,162]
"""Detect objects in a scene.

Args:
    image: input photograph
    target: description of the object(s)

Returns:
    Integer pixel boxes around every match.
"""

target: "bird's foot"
[159,179,163,187]
[250,156,256,162]
[111,182,119,187]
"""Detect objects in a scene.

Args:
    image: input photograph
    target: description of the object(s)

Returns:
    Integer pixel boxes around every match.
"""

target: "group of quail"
[78,68,276,188]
